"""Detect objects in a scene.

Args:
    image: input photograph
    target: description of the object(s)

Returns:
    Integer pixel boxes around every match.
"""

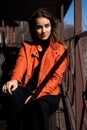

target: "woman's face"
[34,17,51,40]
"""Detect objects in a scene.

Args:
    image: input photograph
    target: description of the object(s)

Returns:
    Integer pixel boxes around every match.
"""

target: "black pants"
[4,86,60,130]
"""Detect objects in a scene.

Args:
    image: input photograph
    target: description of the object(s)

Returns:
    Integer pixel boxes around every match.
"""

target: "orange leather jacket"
[11,39,67,98]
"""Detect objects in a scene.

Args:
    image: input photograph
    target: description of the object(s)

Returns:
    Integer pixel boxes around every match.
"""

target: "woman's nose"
[42,27,46,32]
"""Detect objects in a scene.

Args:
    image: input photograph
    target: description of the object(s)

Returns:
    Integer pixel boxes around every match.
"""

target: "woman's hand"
[2,80,18,95]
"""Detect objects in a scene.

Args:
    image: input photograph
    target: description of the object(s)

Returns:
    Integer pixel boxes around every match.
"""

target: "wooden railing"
[62,31,87,130]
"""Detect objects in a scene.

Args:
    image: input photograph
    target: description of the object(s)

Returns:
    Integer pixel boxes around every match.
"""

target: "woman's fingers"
[2,80,18,94]
[2,84,7,93]
[7,83,13,95]
[2,82,12,94]
[25,95,32,104]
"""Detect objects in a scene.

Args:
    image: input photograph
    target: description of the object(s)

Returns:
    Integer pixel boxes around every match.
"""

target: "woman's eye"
[45,24,50,28]
[36,25,42,29]
[36,24,50,30]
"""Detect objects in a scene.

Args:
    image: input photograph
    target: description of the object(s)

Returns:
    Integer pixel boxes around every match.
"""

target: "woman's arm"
[11,45,27,84]
[2,45,27,94]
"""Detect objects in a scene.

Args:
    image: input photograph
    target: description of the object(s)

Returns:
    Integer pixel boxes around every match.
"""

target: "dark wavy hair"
[29,8,61,43]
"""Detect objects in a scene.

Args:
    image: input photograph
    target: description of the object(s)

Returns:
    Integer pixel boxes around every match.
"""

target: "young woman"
[2,8,67,130]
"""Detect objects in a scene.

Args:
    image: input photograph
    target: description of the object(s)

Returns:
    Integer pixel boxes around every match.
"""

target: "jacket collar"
[36,38,59,50]
[32,38,59,58]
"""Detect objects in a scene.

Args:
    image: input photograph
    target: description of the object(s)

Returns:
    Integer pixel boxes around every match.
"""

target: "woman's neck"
[39,38,50,50]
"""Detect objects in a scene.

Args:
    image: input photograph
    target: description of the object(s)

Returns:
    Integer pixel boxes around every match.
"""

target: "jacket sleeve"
[11,45,27,84]
[38,55,67,97]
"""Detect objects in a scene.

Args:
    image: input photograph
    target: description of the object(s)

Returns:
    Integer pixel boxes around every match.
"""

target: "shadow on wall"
[0,45,19,119]
[0,46,19,86]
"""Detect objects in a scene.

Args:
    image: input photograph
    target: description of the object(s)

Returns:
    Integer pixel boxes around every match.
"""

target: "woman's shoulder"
[53,42,67,57]
[52,42,67,51]
[51,39,67,51]
[56,41,68,53]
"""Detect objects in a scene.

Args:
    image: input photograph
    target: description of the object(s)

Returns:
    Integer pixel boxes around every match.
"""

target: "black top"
[26,39,50,93]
